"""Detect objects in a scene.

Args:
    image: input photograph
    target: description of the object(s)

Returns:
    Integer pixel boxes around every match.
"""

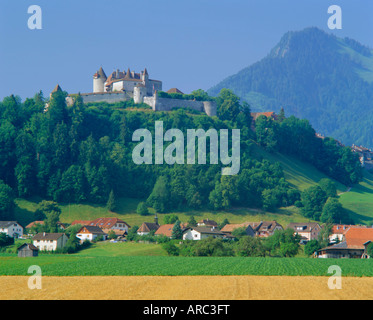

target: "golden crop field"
[1,275,373,300]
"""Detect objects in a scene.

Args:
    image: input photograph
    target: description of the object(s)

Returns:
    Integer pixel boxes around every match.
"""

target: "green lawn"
[74,241,167,257]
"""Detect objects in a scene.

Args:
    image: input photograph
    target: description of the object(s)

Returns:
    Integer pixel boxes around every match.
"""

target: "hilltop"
[208,27,373,148]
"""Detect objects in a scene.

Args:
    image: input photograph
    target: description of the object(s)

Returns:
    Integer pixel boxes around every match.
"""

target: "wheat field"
[1,275,373,300]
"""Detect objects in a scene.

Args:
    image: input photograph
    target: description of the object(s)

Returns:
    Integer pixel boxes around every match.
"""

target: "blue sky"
[0,0,372,100]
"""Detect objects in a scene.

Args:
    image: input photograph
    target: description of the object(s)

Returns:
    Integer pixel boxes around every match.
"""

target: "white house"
[0,221,24,238]
[32,233,69,251]
[182,227,227,241]
[76,225,107,242]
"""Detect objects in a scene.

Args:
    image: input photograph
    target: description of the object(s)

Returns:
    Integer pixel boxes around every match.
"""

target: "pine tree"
[171,220,183,240]
[106,190,116,212]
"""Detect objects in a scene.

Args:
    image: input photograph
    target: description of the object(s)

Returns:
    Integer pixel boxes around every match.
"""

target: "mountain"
[208,27,373,148]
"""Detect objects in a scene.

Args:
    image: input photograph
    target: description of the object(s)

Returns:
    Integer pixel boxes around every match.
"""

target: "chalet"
[287,222,321,243]
[0,221,23,238]
[76,225,107,242]
[318,227,373,259]
[182,226,229,241]
[220,223,256,237]
[197,219,218,228]
[17,243,39,257]
[256,221,283,237]
[32,233,69,251]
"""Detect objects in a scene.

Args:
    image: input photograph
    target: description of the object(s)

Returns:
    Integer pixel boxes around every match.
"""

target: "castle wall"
[143,97,217,116]
[79,92,132,104]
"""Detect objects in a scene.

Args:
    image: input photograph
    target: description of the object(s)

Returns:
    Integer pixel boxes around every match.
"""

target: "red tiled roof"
[345,227,373,249]
[89,217,130,229]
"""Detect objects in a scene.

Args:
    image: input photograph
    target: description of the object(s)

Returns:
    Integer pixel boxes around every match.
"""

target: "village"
[1,216,372,259]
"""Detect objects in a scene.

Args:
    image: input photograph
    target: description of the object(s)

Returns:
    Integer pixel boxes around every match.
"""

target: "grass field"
[339,170,373,225]
[1,252,373,277]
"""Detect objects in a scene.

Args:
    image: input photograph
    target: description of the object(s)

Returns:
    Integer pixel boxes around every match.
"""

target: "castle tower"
[142,68,149,82]
[93,67,107,93]
[134,84,147,104]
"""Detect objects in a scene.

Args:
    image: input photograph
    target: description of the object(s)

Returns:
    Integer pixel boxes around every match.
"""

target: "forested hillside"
[208,27,373,148]
[0,88,363,225]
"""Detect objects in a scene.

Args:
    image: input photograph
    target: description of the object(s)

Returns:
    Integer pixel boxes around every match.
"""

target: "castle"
[62,66,216,117]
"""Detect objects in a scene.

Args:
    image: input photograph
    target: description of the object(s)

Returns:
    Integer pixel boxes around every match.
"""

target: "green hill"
[15,143,373,229]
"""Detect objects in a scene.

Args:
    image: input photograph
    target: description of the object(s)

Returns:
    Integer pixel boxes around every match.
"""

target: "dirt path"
[1,275,372,300]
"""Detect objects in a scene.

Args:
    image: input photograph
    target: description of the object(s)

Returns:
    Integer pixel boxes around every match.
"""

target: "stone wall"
[79,92,132,104]
[147,96,217,117]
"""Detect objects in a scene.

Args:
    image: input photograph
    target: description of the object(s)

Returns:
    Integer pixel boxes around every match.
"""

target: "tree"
[171,220,183,240]
[236,236,266,257]
[35,200,61,233]
[366,242,373,258]
[162,242,180,256]
[147,176,171,213]
[106,190,116,212]
[187,216,197,227]
[0,181,15,220]
[137,202,149,216]
[304,239,321,256]
[320,197,344,223]
[318,178,337,198]
[218,218,229,230]
[300,186,328,220]
[265,229,301,257]
[164,214,179,224]
[216,89,241,121]
[107,230,117,240]
[318,222,333,248]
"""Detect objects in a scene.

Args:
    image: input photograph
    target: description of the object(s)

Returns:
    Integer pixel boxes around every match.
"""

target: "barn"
[17,243,39,257]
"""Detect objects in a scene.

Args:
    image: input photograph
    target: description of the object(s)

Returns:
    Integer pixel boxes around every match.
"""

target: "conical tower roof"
[97,66,107,80]
[52,84,62,93]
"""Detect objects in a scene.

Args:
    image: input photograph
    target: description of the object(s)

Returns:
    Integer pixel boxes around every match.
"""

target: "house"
[32,233,69,251]
[287,222,322,243]
[220,223,256,237]
[88,218,131,234]
[182,227,229,241]
[137,215,160,236]
[137,222,159,236]
[76,226,108,242]
[197,219,218,228]
[17,243,39,258]
[0,221,24,238]
[26,221,67,233]
[318,227,373,259]
[155,223,188,238]
[256,221,283,237]
[329,224,367,243]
